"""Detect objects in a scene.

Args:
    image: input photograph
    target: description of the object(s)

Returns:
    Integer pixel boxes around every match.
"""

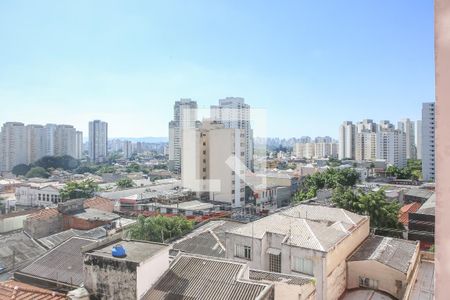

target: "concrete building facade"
[421,102,435,181]
[338,121,355,160]
[168,99,198,173]
[398,118,416,159]
[0,122,27,172]
[89,120,108,163]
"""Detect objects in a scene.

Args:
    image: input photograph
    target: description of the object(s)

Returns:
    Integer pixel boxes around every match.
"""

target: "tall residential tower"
[89,120,108,163]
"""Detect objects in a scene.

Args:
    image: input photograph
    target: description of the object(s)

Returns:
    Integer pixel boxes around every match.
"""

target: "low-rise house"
[347,235,420,299]
[0,209,39,233]
[0,231,46,280]
[142,255,273,300]
[403,189,434,204]
[15,182,64,207]
[24,198,120,239]
[408,193,435,249]
[399,202,421,228]
[225,204,370,300]
[14,237,95,291]
[83,238,170,300]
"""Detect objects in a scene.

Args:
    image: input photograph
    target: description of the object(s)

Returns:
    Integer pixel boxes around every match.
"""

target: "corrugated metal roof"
[348,235,419,273]
[142,255,270,300]
[17,237,94,286]
[38,227,106,250]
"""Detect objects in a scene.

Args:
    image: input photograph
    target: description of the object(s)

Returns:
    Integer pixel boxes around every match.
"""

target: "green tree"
[129,215,194,242]
[332,186,402,230]
[60,179,99,200]
[116,178,136,189]
[34,155,80,170]
[126,162,141,173]
[293,168,359,203]
[25,167,50,178]
[12,164,31,176]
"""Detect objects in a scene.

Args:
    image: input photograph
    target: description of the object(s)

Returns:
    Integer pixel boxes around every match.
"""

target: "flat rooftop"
[71,208,119,221]
[87,240,168,263]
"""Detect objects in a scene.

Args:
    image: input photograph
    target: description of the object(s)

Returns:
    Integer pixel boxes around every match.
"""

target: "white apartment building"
[26,124,46,164]
[44,124,57,156]
[0,122,27,172]
[168,99,198,173]
[338,121,355,159]
[295,143,337,159]
[54,125,77,157]
[211,97,254,171]
[397,118,416,159]
[422,102,435,181]
[15,182,64,207]
[182,120,245,207]
[376,121,407,168]
[89,120,108,163]
[355,131,377,161]
[75,131,83,159]
[225,204,370,300]
[416,120,422,160]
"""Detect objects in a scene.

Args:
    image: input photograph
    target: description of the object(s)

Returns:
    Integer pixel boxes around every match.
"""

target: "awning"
[266,247,281,256]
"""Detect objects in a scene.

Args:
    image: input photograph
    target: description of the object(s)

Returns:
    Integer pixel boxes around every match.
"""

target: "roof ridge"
[340,208,356,225]
[303,219,325,251]
[0,281,65,297]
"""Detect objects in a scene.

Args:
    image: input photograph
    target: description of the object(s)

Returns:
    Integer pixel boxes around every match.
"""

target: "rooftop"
[84,196,114,212]
[140,200,216,211]
[71,208,119,222]
[16,237,95,287]
[0,280,66,300]
[0,231,46,276]
[142,255,271,300]
[38,227,107,249]
[228,204,367,252]
[415,193,436,216]
[348,235,418,274]
[249,269,313,286]
[172,220,243,258]
[86,239,168,264]
[399,202,422,225]
[404,189,434,200]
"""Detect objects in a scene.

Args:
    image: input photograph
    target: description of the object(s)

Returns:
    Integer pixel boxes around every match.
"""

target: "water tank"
[111,244,126,258]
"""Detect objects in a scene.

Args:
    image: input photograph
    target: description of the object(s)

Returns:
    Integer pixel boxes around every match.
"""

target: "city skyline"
[0,1,434,138]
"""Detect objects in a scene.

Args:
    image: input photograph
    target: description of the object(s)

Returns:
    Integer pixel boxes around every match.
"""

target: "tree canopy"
[12,164,31,176]
[332,186,402,230]
[386,159,422,180]
[60,179,99,200]
[34,155,80,170]
[129,215,194,242]
[116,177,136,189]
[25,167,50,178]
[294,168,359,202]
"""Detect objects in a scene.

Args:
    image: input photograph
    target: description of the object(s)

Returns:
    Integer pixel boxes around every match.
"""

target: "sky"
[0,0,434,139]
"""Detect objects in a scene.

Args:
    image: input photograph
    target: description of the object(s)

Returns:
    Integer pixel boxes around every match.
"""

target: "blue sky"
[0,0,434,138]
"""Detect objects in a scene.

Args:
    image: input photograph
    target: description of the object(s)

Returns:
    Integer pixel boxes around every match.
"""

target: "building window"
[359,277,378,289]
[292,257,313,275]
[269,253,281,273]
[235,244,251,260]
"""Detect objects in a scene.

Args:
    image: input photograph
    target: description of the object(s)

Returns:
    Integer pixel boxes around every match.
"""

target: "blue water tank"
[112,244,126,258]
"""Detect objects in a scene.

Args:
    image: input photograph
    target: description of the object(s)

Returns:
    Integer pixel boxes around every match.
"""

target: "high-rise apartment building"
[355,120,378,162]
[54,125,77,157]
[376,121,407,168]
[295,142,338,159]
[398,118,416,159]
[416,120,422,160]
[75,131,83,159]
[44,124,57,156]
[422,102,435,181]
[89,120,108,163]
[168,99,198,173]
[26,124,46,164]
[211,97,254,171]
[338,121,356,159]
[182,120,245,207]
[0,122,27,172]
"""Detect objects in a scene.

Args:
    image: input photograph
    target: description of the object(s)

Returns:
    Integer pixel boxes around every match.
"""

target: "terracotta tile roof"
[399,202,421,225]
[84,197,114,213]
[26,208,59,221]
[0,280,66,300]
